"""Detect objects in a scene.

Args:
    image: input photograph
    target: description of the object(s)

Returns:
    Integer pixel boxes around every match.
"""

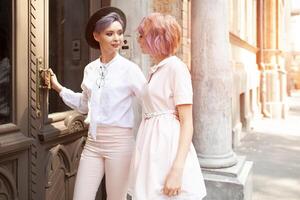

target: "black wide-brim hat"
[85,6,127,49]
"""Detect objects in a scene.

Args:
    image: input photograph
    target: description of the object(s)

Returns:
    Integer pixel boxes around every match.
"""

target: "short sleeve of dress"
[171,60,193,105]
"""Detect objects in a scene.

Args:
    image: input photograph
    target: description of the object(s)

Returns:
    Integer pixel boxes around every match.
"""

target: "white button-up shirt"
[60,54,146,139]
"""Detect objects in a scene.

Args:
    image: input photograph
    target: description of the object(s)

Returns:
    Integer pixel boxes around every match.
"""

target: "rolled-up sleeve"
[59,87,89,114]
[59,67,90,114]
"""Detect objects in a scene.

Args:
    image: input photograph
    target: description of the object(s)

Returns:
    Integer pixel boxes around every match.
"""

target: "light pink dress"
[129,56,206,200]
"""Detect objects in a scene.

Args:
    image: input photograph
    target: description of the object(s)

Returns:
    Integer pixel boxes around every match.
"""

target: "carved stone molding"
[45,144,72,189]
[0,167,17,200]
[29,0,40,198]
[44,141,86,200]
[64,112,86,133]
[71,137,86,172]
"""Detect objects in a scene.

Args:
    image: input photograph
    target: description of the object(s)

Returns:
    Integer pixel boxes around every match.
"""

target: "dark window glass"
[49,0,90,113]
[0,0,12,124]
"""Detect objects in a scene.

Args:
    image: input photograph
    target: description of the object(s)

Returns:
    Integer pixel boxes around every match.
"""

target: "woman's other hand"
[162,104,193,197]
[162,167,183,197]
[49,69,63,93]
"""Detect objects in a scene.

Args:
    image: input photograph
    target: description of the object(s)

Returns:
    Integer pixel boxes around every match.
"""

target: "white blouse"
[59,53,146,139]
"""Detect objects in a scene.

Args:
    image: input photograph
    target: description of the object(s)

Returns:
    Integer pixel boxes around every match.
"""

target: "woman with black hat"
[50,7,146,200]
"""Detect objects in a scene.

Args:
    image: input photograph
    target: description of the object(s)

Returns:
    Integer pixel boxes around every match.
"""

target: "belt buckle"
[144,112,153,120]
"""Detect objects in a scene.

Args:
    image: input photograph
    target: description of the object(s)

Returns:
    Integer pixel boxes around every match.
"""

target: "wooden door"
[0,0,32,199]
[28,0,105,199]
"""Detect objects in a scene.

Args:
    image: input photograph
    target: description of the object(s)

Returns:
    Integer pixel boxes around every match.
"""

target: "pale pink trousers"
[73,126,134,200]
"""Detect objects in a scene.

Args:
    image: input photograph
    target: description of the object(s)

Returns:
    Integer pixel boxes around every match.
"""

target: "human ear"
[93,32,99,42]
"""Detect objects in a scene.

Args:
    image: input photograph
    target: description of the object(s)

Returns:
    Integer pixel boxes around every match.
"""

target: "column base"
[199,151,237,169]
[244,113,253,132]
[265,102,283,118]
[281,101,289,119]
[232,122,245,149]
[202,156,253,200]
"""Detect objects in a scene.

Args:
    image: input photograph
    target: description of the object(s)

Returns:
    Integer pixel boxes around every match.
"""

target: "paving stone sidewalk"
[236,91,300,200]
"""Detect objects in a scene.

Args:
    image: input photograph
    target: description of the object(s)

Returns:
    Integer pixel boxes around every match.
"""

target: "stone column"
[257,0,271,117]
[191,1,253,199]
[191,0,236,169]
[263,0,283,118]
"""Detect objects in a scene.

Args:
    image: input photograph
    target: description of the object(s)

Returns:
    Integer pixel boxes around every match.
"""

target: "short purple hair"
[94,12,125,33]
[138,13,181,57]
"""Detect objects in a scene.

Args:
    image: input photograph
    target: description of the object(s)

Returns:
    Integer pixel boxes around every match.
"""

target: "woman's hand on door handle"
[49,69,63,93]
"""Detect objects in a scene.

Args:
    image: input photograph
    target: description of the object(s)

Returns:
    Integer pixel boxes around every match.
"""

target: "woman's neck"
[100,51,117,64]
[152,54,170,65]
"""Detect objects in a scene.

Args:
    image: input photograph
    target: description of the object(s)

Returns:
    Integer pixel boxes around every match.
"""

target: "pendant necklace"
[96,63,109,88]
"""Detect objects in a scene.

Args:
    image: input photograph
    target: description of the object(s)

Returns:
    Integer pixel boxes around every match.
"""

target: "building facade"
[0,0,291,199]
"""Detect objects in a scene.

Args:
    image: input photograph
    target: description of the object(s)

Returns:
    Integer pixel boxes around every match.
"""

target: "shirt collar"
[99,53,120,67]
[149,56,176,74]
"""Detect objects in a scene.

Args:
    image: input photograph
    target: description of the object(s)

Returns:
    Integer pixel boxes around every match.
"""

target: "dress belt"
[144,110,177,120]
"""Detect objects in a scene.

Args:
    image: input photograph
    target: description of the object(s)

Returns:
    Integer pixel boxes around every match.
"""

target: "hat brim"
[85,7,127,49]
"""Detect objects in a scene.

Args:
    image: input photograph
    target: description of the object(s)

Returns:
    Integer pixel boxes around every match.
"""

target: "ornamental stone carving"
[64,112,86,133]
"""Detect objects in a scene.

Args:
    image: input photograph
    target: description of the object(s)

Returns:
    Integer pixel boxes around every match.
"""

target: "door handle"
[39,68,52,89]
[35,57,51,118]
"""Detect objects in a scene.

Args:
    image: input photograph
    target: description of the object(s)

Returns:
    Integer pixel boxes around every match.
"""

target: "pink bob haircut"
[138,13,181,57]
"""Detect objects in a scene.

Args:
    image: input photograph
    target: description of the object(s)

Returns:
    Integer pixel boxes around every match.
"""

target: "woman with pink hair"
[129,13,207,199]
